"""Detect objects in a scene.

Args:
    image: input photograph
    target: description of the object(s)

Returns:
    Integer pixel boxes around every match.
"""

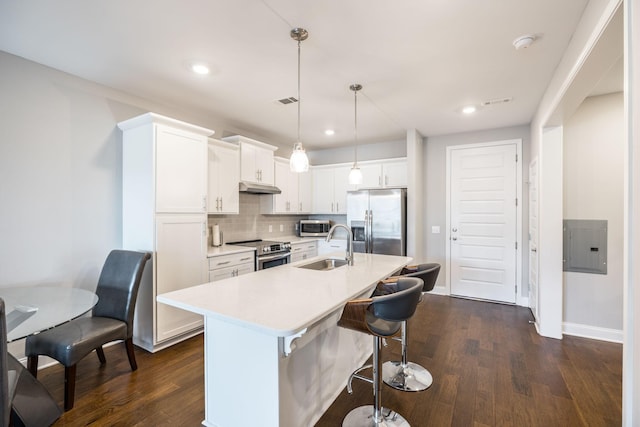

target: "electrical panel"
[563,219,607,274]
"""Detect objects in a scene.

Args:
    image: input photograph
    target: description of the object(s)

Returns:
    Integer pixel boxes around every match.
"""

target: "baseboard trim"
[563,322,623,343]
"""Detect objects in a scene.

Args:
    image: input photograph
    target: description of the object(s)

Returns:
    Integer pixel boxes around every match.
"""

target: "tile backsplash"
[208,193,307,244]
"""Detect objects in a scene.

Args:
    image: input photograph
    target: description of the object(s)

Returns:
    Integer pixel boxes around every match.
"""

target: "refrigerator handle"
[368,209,373,253]
[364,210,370,253]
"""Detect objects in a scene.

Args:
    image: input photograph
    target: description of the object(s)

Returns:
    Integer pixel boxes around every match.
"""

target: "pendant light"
[348,83,363,184]
[289,27,310,173]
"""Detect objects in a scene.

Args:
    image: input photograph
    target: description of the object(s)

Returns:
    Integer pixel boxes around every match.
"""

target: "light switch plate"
[431,226,440,234]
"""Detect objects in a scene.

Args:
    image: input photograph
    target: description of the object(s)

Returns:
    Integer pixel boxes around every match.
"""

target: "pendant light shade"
[349,84,363,185]
[289,28,310,173]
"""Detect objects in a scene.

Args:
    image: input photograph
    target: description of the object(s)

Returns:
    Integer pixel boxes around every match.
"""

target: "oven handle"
[258,252,290,262]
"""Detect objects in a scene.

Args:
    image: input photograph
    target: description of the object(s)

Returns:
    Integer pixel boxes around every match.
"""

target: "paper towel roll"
[212,224,221,247]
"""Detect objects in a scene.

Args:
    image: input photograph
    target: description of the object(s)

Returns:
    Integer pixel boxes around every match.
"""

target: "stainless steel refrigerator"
[347,188,407,256]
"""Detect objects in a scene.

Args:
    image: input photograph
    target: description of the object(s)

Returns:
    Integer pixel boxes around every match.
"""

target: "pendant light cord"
[297,39,301,143]
[354,89,358,165]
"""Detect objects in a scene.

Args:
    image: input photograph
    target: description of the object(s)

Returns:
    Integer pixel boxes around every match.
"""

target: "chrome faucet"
[326,224,354,266]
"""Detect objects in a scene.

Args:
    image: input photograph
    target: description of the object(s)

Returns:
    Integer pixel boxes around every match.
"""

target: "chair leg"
[64,365,77,411]
[342,336,410,427]
[27,355,38,377]
[382,319,433,392]
[96,346,106,364]
[124,338,137,371]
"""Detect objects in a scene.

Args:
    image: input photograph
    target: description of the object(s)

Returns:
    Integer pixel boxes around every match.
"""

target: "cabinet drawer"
[209,251,255,270]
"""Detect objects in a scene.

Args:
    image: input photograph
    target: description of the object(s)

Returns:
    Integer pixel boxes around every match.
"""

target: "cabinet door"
[298,171,312,213]
[289,169,299,212]
[256,146,275,185]
[273,160,290,213]
[155,214,206,342]
[359,163,382,189]
[236,262,255,277]
[312,168,335,214]
[333,166,354,214]
[216,144,240,213]
[240,143,258,183]
[156,125,207,213]
[382,160,408,187]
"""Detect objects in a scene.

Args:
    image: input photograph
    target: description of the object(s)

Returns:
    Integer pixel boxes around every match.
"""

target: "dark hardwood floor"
[35,294,622,426]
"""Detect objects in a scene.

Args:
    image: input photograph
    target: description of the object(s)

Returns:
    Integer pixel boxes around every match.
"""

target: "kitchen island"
[157,252,411,427]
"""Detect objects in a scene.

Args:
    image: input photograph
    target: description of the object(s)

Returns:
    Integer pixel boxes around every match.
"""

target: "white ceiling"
[0,0,593,150]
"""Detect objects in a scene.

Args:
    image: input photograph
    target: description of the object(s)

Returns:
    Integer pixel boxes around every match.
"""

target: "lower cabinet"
[209,251,255,282]
[132,213,208,353]
[290,240,318,263]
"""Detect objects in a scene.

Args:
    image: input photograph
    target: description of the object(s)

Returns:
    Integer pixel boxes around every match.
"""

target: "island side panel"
[278,307,372,426]
[204,316,281,427]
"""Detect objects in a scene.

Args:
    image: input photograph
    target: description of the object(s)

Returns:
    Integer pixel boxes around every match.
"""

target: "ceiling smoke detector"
[513,35,536,50]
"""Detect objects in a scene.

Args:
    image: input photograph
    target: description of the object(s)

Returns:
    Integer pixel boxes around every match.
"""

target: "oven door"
[257,252,291,270]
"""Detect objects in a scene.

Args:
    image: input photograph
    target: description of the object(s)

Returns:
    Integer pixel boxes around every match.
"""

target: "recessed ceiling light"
[462,105,477,114]
[191,63,210,75]
[325,129,335,136]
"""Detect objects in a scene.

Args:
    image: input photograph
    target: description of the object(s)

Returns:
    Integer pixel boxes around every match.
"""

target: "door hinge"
[515,198,518,206]
[516,154,518,162]
[515,242,518,250]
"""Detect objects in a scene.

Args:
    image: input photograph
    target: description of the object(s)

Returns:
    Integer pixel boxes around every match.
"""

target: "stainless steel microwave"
[299,220,331,237]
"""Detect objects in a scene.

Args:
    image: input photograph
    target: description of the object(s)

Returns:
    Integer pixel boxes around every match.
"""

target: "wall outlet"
[280,224,284,232]
[269,225,273,232]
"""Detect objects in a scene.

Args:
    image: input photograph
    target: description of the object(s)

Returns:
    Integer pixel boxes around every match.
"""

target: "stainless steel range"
[227,239,291,270]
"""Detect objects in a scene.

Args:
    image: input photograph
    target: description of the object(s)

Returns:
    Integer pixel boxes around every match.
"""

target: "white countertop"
[207,244,256,257]
[158,252,411,337]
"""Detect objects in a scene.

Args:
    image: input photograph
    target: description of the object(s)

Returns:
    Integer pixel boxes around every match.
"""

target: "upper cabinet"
[312,165,355,214]
[262,157,311,214]
[119,113,211,215]
[209,138,240,214]
[223,135,277,185]
[208,138,240,214]
[356,158,408,189]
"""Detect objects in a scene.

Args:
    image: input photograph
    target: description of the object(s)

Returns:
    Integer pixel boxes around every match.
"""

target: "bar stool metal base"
[382,361,433,392]
[342,405,410,427]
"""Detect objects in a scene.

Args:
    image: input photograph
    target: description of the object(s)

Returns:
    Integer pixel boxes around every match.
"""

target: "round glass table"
[0,286,98,342]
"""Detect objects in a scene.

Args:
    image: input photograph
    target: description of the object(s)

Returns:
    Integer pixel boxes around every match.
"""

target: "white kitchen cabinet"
[355,158,408,189]
[312,165,354,214]
[155,214,207,342]
[208,139,240,214]
[223,135,277,185]
[290,240,318,262]
[208,251,255,281]
[262,157,311,214]
[119,112,213,352]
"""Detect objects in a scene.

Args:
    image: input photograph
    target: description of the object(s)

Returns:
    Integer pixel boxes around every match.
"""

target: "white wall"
[423,125,530,293]
[563,92,624,336]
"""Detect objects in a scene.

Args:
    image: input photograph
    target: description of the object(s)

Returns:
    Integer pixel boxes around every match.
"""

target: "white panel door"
[449,143,517,303]
[528,158,539,320]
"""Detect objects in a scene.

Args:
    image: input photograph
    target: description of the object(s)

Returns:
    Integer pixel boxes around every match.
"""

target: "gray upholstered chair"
[1,298,62,427]
[338,277,423,427]
[376,263,441,392]
[25,250,150,411]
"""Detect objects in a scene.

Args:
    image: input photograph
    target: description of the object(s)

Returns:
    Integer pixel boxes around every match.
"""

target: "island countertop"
[157,252,411,337]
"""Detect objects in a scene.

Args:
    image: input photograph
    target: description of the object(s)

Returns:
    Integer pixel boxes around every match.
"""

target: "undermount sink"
[296,258,349,271]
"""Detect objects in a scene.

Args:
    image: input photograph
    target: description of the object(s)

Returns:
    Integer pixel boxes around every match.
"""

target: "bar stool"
[377,263,441,392]
[338,277,423,427]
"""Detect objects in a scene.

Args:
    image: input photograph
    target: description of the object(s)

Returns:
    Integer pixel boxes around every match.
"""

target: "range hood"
[239,181,282,194]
